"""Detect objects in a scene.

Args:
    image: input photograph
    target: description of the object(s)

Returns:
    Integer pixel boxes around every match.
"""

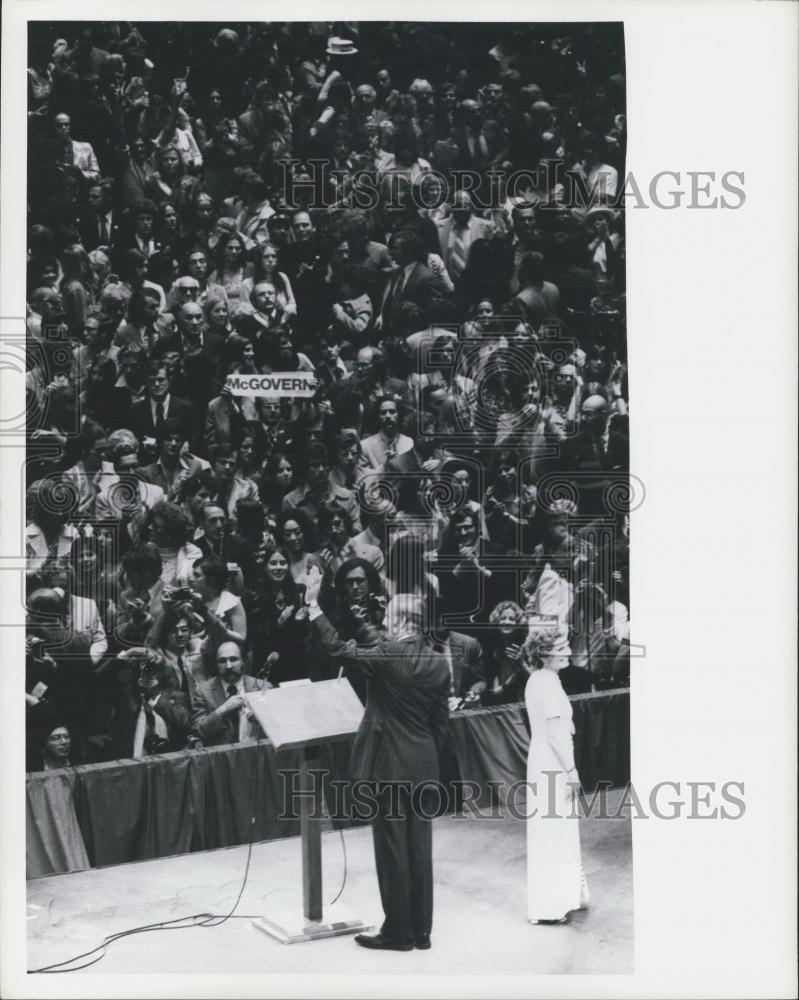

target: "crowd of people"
[24,21,629,772]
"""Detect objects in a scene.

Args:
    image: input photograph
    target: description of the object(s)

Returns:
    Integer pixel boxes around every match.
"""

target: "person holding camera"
[109,647,192,759]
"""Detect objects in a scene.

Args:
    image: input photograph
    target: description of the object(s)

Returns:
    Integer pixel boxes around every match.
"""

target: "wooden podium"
[246,678,372,944]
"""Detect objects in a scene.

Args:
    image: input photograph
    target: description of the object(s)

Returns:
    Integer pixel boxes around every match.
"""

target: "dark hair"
[193,555,228,592]
[304,442,331,473]
[334,557,381,597]
[146,500,193,547]
[126,287,160,325]
[275,508,316,551]
[122,542,163,581]
[441,507,481,556]
[183,468,218,499]
[118,248,148,281]
[518,251,546,286]
[317,503,354,539]
[389,228,424,262]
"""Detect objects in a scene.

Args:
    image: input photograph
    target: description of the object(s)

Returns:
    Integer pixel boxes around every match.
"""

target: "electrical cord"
[29,749,352,973]
[328,825,348,906]
[29,739,262,974]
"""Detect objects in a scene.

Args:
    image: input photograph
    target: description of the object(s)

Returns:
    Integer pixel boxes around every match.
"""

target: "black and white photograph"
[0,3,795,998]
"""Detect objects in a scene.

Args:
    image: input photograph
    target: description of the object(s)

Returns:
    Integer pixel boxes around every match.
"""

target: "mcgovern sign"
[225,372,317,398]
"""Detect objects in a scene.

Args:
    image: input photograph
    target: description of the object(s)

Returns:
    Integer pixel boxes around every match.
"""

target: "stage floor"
[27,790,633,976]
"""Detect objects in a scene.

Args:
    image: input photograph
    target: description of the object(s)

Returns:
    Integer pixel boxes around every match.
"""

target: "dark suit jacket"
[128,394,197,447]
[558,428,629,516]
[379,261,452,333]
[447,630,486,698]
[79,210,122,253]
[312,615,450,785]
[190,674,270,746]
[109,687,192,760]
[434,539,518,634]
[560,428,629,473]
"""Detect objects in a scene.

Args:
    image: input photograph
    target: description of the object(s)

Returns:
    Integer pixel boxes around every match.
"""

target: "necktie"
[226,683,238,698]
[143,707,156,753]
[155,401,165,434]
[449,226,467,280]
[177,654,187,693]
[98,215,109,245]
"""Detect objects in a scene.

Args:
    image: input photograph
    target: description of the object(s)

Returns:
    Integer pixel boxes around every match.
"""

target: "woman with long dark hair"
[209,230,250,306]
[243,541,311,685]
[275,508,325,588]
[242,241,296,317]
[259,451,295,516]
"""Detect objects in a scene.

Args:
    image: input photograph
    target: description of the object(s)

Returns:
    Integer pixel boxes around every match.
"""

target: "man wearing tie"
[435,191,493,284]
[190,640,271,747]
[80,182,117,252]
[558,394,629,517]
[128,361,197,454]
[359,398,414,473]
[304,569,450,951]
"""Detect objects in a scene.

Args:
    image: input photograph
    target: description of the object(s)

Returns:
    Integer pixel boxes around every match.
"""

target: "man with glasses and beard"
[190,640,270,747]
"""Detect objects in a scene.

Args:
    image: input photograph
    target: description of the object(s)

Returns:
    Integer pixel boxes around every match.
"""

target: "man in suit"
[558,394,629,516]
[80,181,120,252]
[109,648,192,759]
[435,192,493,283]
[190,640,271,746]
[138,419,210,500]
[376,229,451,337]
[117,136,157,213]
[51,113,100,182]
[128,360,197,454]
[155,301,226,371]
[305,568,450,951]
[359,398,415,473]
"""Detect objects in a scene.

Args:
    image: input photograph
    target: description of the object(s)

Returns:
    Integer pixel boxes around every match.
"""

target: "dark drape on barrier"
[26,690,629,878]
[571,689,630,791]
[26,770,90,876]
[446,703,530,810]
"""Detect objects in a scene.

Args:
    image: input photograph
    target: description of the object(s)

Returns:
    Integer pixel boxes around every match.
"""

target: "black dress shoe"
[355,933,413,952]
[414,934,431,950]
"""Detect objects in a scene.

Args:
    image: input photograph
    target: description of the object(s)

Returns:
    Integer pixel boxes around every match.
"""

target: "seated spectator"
[190,639,271,747]
[28,718,80,772]
[480,601,530,705]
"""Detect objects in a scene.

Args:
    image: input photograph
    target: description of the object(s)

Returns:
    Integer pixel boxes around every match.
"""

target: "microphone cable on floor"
[29,741,262,974]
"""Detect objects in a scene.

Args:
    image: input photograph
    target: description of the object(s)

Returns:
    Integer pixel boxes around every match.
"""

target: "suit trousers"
[371,783,435,943]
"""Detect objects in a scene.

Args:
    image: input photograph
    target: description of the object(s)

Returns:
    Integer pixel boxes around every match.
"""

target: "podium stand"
[246,678,372,944]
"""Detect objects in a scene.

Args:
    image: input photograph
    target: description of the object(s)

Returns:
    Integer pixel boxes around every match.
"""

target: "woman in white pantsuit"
[524,617,589,924]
